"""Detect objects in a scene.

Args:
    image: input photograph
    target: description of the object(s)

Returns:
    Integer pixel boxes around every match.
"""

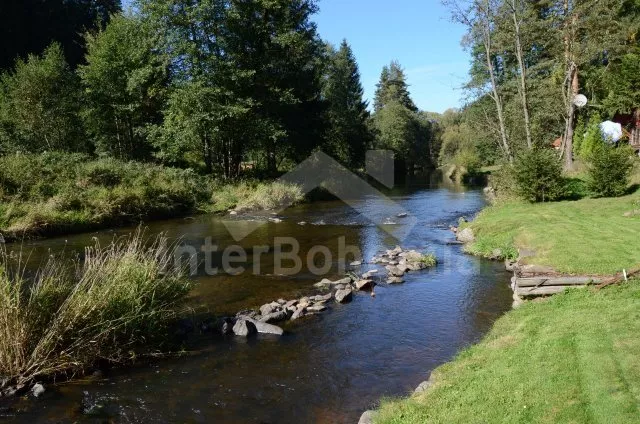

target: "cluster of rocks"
[220,247,436,338]
[224,277,362,337]
[0,379,45,399]
[368,246,436,285]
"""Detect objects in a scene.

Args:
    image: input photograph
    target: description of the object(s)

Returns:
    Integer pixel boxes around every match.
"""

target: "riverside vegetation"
[0,153,304,241]
[0,232,192,395]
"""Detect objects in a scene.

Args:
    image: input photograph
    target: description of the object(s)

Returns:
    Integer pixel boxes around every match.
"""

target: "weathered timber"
[515,285,588,297]
[515,264,561,277]
[515,276,602,288]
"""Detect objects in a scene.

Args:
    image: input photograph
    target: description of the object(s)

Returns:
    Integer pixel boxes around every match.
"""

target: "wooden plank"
[515,276,601,288]
[515,264,558,277]
[515,285,588,297]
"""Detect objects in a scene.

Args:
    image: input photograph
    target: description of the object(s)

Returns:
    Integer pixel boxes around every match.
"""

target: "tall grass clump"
[212,181,304,212]
[0,231,192,385]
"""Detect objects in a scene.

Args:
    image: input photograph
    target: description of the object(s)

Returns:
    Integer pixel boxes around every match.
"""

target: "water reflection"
[1,180,512,423]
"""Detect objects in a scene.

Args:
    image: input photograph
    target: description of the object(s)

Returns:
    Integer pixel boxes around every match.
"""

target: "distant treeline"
[437,0,640,172]
[0,0,438,178]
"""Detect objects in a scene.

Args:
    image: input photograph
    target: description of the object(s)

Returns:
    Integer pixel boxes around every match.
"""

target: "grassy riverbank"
[463,189,640,275]
[376,279,640,424]
[0,153,304,241]
[0,232,192,387]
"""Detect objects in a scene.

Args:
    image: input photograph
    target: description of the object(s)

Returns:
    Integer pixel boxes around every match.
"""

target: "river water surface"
[2,179,512,423]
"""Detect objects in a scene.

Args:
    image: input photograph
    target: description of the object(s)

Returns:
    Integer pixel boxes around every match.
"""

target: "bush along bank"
[0,231,192,398]
[0,153,305,241]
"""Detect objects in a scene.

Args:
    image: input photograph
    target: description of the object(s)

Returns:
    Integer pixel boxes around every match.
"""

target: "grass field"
[376,279,640,424]
[464,190,640,275]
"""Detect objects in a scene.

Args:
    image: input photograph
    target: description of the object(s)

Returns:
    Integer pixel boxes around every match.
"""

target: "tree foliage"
[372,62,433,173]
[0,44,85,153]
[79,13,169,160]
[513,148,565,203]
[587,144,634,198]
[322,40,372,167]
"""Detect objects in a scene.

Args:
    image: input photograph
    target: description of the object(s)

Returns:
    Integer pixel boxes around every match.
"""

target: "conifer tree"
[323,40,372,166]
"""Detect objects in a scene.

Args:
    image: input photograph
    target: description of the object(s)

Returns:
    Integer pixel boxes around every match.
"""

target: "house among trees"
[613,110,640,154]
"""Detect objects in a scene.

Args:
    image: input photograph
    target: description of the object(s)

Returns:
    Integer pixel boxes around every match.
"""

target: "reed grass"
[0,231,192,385]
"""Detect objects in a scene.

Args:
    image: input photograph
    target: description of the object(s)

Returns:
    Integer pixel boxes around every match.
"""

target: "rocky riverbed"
[214,247,438,338]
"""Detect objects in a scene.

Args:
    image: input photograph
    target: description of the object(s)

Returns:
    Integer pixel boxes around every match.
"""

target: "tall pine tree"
[373,61,417,112]
[323,40,372,166]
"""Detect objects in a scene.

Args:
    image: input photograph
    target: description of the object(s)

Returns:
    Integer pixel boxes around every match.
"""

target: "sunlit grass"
[376,279,640,424]
[464,190,640,275]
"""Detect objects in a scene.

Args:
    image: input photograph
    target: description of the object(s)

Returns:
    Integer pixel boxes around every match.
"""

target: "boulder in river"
[290,308,306,320]
[355,279,374,291]
[284,299,298,308]
[362,270,378,279]
[31,383,45,398]
[314,278,333,288]
[260,310,288,323]
[233,319,257,336]
[387,277,404,284]
[246,319,284,335]
[259,303,277,316]
[359,410,377,424]
[334,288,353,303]
[333,277,352,285]
[386,266,405,277]
[456,227,475,243]
[307,304,327,312]
[350,260,362,266]
[312,293,333,302]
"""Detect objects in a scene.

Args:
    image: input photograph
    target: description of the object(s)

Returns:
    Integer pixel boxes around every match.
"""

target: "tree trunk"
[484,39,512,162]
[203,135,213,174]
[563,66,579,170]
[480,0,512,162]
[510,0,532,149]
[562,0,578,171]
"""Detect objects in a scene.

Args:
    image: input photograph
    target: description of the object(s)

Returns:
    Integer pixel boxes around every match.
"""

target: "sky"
[122,0,470,113]
[314,0,469,113]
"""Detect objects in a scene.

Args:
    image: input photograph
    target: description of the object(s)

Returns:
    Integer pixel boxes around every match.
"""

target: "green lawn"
[376,280,640,424]
[464,191,640,275]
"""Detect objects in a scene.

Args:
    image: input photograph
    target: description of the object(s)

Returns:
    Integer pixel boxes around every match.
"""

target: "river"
[1,178,512,423]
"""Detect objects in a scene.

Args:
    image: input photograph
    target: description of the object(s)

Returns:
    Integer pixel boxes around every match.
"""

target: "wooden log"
[515,264,558,276]
[515,285,588,297]
[515,276,602,288]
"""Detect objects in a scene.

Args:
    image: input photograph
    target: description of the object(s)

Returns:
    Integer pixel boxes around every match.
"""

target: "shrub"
[487,164,518,200]
[513,148,565,203]
[0,231,192,384]
[235,182,304,212]
[587,144,634,197]
[576,114,605,160]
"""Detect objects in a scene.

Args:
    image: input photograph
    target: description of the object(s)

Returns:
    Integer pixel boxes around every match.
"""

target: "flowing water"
[1,179,512,423]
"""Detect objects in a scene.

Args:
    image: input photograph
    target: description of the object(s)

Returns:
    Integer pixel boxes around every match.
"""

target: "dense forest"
[0,0,437,179]
[1,0,638,194]
[437,0,640,175]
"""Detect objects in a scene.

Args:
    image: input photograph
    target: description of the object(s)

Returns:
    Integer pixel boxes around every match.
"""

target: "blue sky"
[123,0,469,113]
[315,0,469,113]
